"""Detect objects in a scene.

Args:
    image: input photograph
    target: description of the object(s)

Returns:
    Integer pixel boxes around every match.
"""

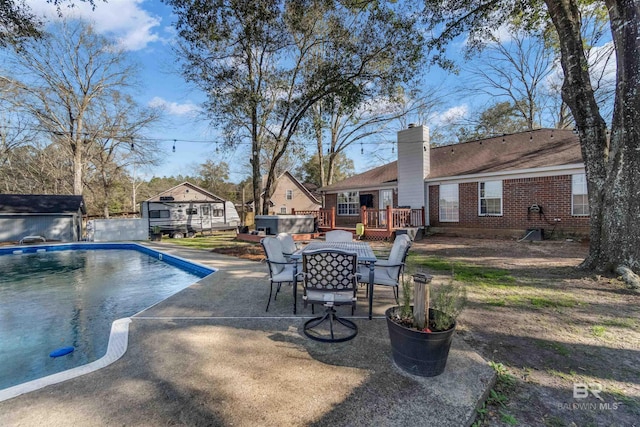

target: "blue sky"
[26,1,614,184]
[24,0,476,183]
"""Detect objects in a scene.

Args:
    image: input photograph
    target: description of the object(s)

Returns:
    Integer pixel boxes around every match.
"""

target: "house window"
[202,206,210,216]
[213,209,224,217]
[337,191,359,215]
[149,210,170,219]
[572,174,589,216]
[280,207,287,214]
[479,181,502,215]
[286,189,293,200]
[186,208,198,215]
[439,184,459,222]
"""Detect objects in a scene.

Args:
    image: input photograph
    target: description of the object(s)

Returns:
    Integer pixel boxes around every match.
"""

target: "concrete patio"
[0,242,495,426]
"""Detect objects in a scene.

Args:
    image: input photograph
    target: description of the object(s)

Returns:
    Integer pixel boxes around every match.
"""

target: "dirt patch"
[215,236,639,426]
[410,236,639,427]
[210,244,265,261]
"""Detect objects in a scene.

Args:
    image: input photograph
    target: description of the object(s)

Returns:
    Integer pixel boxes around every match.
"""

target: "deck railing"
[360,206,424,230]
[293,206,423,230]
[292,208,335,228]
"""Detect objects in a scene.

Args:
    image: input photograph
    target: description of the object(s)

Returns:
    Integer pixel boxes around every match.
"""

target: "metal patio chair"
[261,237,297,312]
[276,232,300,262]
[358,234,411,303]
[325,230,353,242]
[301,249,360,342]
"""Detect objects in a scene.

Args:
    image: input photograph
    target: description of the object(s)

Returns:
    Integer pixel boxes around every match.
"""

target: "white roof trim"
[321,183,397,194]
[425,163,585,185]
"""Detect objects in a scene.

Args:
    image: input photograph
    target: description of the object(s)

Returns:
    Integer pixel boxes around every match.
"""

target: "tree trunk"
[251,104,261,215]
[597,0,640,273]
[313,104,325,186]
[545,0,640,277]
[73,136,83,195]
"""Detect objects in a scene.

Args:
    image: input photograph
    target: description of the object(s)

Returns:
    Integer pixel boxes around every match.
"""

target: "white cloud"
[437,105,469,124]
[587,42,616,87]
[148,96,200,116]
[27,0,164,51]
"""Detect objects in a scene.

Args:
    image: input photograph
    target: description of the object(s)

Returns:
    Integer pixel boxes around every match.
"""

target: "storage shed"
[0,194,86,242]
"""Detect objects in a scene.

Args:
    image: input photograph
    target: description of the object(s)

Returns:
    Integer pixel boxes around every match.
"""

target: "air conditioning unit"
[524,228,544,241]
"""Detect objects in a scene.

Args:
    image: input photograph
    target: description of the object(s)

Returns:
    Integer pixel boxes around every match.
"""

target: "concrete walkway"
[0,242,495,426]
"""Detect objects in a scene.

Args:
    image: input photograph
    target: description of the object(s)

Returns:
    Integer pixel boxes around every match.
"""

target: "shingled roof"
[319,161,399,192]
[320,129,582,192]
[0,194,86,214]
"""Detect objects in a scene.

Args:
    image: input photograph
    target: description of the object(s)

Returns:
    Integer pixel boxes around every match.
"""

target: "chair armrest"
[376,261,405,268]
[265,259,295,266]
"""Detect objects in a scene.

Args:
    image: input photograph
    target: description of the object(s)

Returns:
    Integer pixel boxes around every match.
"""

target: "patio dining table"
[291,241,377,320]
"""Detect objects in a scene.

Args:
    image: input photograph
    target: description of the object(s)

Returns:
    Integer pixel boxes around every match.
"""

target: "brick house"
[320,126,589,238]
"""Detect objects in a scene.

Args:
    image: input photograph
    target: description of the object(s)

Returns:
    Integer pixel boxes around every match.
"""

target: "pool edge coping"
[0,242,217,277]
[0,317,132,403]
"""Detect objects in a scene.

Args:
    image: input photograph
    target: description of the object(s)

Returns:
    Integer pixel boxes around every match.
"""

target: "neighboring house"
[140,182,240,238]
[264,171,322,215]
[0,194,86,242]
[320,126,589,237]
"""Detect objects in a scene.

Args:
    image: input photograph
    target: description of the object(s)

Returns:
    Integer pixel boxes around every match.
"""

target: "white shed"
[0,194,85,242]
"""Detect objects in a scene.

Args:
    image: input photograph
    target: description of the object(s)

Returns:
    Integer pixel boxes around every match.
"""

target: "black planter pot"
[385,307,456,377]
[150,233,162,242]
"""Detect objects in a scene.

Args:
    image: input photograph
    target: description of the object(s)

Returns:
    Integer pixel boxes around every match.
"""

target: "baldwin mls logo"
[557,382,620,411]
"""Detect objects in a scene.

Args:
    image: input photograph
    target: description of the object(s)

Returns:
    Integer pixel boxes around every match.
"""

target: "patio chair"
[358,235,412,303]
[276,232,299,262]
[261,237,298,312]
[325,230,353,242]
[301,249,359,342]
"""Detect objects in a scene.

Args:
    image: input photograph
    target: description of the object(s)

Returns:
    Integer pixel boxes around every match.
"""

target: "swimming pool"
[0,243,214,393]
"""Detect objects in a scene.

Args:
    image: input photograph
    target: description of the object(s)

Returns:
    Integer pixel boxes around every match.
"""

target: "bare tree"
[84,96,161,217]
[6,19,140,195]
[306,88,437,186]
[465,29,554,130]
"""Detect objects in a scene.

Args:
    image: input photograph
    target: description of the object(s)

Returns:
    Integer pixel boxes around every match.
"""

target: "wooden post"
[386,205,393,232]
[412,272,433,330]
[361,205,367,227]
[421,206,426,227]
[331,206,336,229]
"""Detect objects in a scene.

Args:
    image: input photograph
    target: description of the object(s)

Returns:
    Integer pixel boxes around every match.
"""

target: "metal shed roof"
[0,194,86,214]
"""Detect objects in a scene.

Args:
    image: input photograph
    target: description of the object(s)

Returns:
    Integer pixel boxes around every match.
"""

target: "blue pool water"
[0,247,209,390]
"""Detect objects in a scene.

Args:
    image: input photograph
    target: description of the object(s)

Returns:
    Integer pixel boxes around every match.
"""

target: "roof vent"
[408,123,415,128]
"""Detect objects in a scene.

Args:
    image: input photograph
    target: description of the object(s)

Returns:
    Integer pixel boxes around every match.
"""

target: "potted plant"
[386,271,467,377]
[150,226,162,241]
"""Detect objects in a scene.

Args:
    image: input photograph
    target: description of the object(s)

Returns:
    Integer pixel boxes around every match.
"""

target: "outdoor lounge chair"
[301,249,360,342]
[261,237,297,312]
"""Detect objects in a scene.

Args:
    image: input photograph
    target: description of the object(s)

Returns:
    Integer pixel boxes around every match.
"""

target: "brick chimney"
[397,124,429,209]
